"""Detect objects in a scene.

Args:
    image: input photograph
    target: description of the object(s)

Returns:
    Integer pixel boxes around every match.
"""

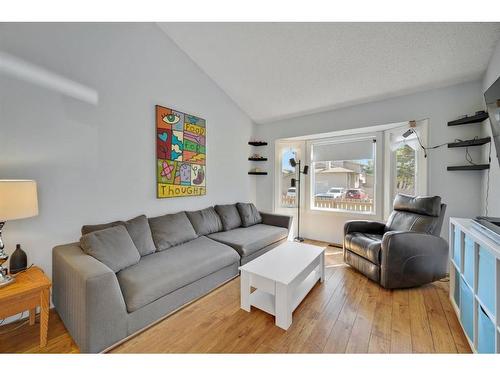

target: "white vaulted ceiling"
[159,23,500,124]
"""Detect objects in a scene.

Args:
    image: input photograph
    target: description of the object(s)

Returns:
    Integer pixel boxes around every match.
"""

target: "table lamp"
[0,180,38,287]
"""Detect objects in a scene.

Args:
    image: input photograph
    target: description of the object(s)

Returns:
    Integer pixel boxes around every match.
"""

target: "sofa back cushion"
[82,221,122,235]
[82,215,156,256]
[80,225,141,272]
[185,207,223,236]
[236,202,262,227]
[149,212,197,251]
[123,215,157,256]
[214,204,242,231]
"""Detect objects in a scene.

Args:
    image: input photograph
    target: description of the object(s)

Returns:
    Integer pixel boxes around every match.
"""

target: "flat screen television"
[484,75,500,166]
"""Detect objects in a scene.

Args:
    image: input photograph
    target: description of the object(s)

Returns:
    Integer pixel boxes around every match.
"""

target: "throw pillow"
[80,225,141,273]
[148,212,197,251]
[124,215,157,256]
[81,220,123,235]
[185,207,223,236]
[214,204,242,231]
[236,202,262,227]
[82,215,156,256]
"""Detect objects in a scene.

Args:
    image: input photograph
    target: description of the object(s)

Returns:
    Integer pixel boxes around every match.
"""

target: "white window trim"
[307,133,381,217]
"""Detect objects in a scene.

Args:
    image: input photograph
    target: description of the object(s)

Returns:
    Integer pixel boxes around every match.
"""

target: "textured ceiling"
[159,23,500,124]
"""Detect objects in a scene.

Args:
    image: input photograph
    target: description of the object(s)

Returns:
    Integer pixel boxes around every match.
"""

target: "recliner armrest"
[380,231,448,289]
[259,212,292,230]
[344,220,386,236]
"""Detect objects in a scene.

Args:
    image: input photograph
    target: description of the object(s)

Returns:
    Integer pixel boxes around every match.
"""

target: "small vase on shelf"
[10,244,27,274]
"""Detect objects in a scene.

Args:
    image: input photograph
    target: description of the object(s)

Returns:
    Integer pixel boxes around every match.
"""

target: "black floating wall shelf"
[447,137,491,148]
[248,140,268,173]
[248,157,268,161]
[447,164,490,171]
[447,111,489,126]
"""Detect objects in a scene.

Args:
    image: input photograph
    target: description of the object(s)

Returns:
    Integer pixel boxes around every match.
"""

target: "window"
[394,143,416,197]
[311,137,376,213]
[384,121,428,218]
[388,130,418,200]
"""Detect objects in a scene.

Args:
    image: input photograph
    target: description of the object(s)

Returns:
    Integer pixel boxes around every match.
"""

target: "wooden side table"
[0,266,51,347]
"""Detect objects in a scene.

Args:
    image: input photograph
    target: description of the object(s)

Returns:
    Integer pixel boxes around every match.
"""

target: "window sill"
[309,206,378,217]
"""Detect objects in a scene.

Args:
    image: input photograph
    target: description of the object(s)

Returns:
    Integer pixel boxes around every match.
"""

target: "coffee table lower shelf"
[249,268,321,316]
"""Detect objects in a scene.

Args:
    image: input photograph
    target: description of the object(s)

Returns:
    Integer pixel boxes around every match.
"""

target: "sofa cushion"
[207,224,288,258]
[81,215,156,256]
[344,232,383,265]
[123,215,156,256]
[116,236,240,312]
[80,225,141,273]
[236,202,262,227]
[148,212,197,251]
[185,207,223,236]
[214,204,242,231]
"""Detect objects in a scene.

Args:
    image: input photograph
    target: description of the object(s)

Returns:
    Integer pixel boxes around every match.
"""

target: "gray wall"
[255,80,485,243]
[483,38,500,92]
[0,23,256,280]
[482,39,500,216]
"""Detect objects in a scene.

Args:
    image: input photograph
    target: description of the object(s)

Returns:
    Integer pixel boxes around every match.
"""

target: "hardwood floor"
[0,309,79,353]
[0,240,471,354]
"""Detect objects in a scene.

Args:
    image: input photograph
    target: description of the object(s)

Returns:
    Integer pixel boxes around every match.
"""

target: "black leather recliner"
[343,194,448,289]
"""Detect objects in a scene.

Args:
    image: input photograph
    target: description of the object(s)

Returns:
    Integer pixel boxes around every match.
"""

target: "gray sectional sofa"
[52,203,291,353]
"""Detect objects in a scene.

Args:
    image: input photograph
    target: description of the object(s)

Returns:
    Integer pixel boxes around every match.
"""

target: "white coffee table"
[239,241,325,330]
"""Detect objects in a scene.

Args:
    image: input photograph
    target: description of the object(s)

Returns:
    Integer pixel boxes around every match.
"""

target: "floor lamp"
[289,158,309,242]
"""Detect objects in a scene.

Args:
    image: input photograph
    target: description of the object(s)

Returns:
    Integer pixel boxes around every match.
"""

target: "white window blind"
[312,138,376,162]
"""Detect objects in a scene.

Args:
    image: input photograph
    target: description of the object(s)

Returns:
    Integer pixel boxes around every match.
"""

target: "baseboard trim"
[328,243,343,249]
[302,238,342,249]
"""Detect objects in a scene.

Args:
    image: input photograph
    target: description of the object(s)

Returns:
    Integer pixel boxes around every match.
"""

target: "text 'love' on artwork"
[156,105,206,198]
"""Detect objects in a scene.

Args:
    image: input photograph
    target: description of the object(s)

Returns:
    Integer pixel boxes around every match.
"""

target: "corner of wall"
[480,37,500,217]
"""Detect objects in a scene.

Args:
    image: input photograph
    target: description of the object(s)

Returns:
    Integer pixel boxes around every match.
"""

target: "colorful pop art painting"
[156,105,206,198]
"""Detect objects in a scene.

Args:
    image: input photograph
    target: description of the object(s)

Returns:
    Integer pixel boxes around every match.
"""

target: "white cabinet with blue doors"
[450,218,500,354]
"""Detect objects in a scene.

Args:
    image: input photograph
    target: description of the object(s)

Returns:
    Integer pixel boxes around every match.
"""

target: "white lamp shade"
[0,180,39,221]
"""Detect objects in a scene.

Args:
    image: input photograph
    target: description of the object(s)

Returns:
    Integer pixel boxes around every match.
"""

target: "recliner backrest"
[385,194,446,236]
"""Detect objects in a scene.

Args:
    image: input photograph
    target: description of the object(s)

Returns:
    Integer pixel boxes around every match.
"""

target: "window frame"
[308,133,379,216]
